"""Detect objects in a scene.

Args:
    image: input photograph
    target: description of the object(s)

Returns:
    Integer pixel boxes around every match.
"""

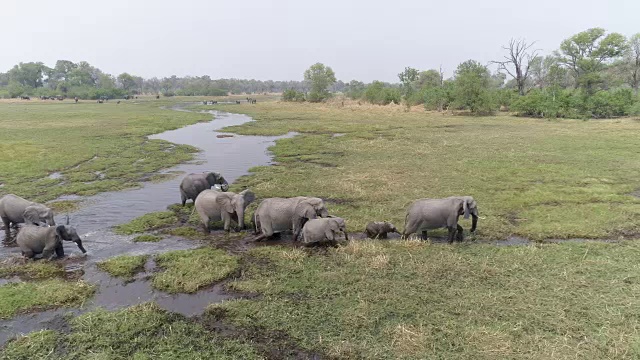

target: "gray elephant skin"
[195,189,255,232]
[180,172,229,206]
[403,196,478,243]
[253,197,329,241]
[0,194,56,240]
[302,217,349,247]
[16,225,86,260]
[365,221,399,239]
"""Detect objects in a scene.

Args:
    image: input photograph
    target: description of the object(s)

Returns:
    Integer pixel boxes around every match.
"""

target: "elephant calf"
[16,225,86,260]
[403,196,479,243]
[365,221,399,239]
[301,217,348,247]
[0,194,56,241]
[195,189,255,233]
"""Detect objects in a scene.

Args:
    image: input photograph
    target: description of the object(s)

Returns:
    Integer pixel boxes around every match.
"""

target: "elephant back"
[16,225,55,253]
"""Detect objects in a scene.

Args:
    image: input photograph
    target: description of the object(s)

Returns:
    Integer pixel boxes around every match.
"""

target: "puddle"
[47,172,63,180]
[0,259,240,345]
[0,276,21,286]
[332,133,345,137]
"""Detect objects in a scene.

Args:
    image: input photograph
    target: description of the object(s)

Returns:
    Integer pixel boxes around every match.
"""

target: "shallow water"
[0,108,294,259]
[0,259,239,344]
[0,106,294,344]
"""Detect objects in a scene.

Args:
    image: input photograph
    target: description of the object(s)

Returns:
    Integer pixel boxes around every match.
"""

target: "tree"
[117,73,137,92]
[303,63,336,102]
[556,28,627,93]
[416,69,442,89]
[8,62,49,88]
[344,80,365,99]
[452,60,496,113]
[622,33,640,95]
[398,67,419,98]
[491,39,539,96]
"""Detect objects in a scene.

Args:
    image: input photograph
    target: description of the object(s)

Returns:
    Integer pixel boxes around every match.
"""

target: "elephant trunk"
[319,208,329,218]
[471,215,478,233]
[75,239,87,253]
[343,231,349,241]
[220,179,229,192]
[47,214,56,226]
[237,209,245,230]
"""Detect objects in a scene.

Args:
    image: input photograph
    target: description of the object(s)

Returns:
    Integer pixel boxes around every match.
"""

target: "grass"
[97,255,148,280]
[152,247,239,293]
[113,211,177,235]
[132,234,163,243]
[0,279,95,319]
[211,101,640,240]
[0,261,64,280]
[0,98,209,204]
[2,303,262,360]
[162,226,203,239]
[211,240,640,359]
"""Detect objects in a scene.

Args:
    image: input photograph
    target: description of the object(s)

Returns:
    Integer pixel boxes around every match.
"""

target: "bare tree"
[492,39,539,96]
[626,34,640,95]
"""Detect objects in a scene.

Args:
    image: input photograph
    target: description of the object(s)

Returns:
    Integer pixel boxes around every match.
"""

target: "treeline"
[382,28,640,118]
[286,28,640,119]
[0,60,344,99]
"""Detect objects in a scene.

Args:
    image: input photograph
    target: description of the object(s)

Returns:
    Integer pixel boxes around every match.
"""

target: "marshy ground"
[1,96,640,358]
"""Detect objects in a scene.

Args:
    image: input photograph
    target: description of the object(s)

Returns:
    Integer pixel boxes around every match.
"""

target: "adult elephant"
[0,194,56,241]
[180,172,229,206]
[403,196,478,243]
[301,217,348,247]
[16,224,86,260]
[253,197,329,242]
[195,189,255,233]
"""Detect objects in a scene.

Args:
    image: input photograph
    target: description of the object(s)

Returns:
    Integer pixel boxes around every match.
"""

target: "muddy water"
[0,106,294,344]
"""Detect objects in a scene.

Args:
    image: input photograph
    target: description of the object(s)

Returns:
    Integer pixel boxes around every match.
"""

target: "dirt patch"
[322,197,356,206]
[199,308,328,360]
[216,134,234,138]
[630,189,640,198]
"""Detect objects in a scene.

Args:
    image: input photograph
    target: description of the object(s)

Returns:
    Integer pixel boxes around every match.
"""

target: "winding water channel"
[0,106,295,344]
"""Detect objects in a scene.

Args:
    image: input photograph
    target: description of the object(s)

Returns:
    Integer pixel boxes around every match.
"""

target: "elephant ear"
[215,194,235,213]
[23,206,40,224]
[56,225,68,241]
[240,190,255,205]
[305,198,324,210]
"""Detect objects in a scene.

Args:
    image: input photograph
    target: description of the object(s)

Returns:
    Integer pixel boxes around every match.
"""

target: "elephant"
[179,172,229,206]
[301,217,348,247]
[195,189,255,233]
[0,194,56,241]
[74,97,79,103]
[365,221,399,239]
[253,197,329,242]
[402,196,479,243]
[16,224,86,260]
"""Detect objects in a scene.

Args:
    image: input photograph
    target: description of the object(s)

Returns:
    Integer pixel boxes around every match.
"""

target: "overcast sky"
[2,0,639,82]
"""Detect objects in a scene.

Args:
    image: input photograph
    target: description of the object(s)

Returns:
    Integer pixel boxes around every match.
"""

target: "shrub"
[363,81,401,105]
[282,89,305,102]
[582,88,635,118]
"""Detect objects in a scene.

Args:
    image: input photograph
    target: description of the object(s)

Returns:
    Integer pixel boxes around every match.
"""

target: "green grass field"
[2,97,640,358]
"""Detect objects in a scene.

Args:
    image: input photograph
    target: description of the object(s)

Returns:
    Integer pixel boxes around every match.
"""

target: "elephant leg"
[380,232,387,239]
[55,242,65,258]
[222,213,231,232]
[201,216,210,234]
[22,249,35,259]
[181,192,187,206]
[447,227,456,244]
[230,213,240,231]
[456,224,464,242]
[421,231,428,241]
[1,217,10,241]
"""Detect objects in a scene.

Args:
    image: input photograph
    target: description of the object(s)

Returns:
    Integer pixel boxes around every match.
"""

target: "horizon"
[3,0,640,83]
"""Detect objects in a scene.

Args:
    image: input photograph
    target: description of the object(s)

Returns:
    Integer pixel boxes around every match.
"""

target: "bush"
[363,81,401,105]
[282,89,305,102]
[582,88,635,118]
[511,89,578,118]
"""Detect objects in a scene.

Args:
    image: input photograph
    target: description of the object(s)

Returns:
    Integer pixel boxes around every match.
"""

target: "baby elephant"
[365,221,399,239]
[301,217,348,247]
[16,225,87,260]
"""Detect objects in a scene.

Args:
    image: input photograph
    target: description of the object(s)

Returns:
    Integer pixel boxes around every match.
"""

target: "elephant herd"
[0,170,479,260]
[183,171,480,247]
